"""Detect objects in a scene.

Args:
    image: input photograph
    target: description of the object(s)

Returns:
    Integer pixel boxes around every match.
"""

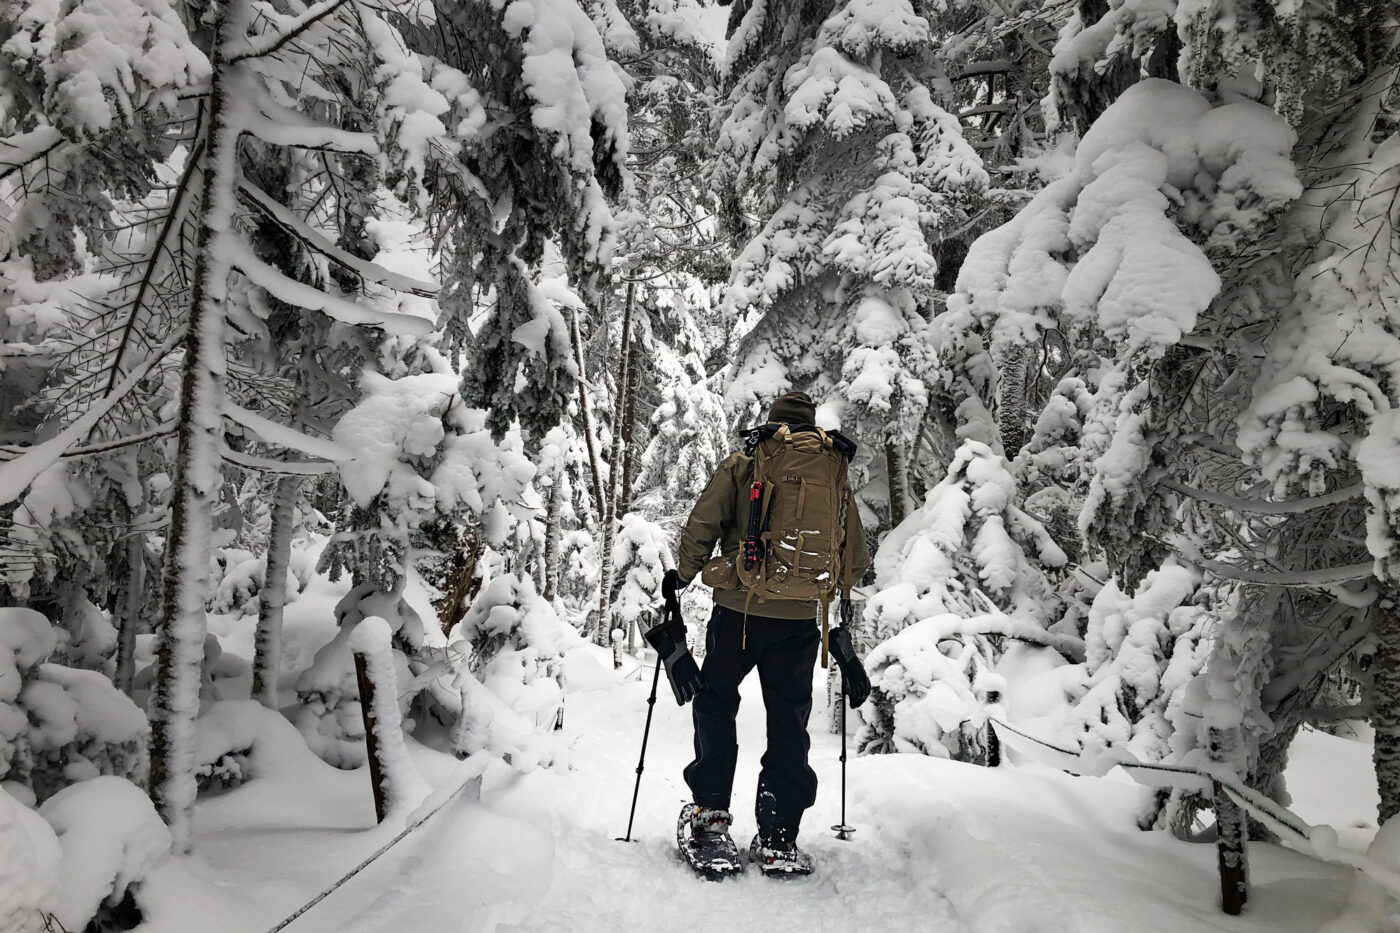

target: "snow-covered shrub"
[860,614,1006,762]
[208,547,262,615]
[38,776,170,932]
[305,360,541,763]
[859,441,1074,762]
[321,367,536,595]
[294,584,431,768]
[867,440,1067,642]
[558,528,602,627]
[0,608,148,803]
[193,702,257,795]
[608,513,671,645]
[208,544,306,617]
[451,573,579,768]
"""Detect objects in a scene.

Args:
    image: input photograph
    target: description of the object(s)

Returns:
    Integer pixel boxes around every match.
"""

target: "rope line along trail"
[987,717,1400,904]
[261,766,486,933]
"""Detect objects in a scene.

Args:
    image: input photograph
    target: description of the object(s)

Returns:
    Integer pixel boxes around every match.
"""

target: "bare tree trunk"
[149,7,241,852]
[113,533,145,696]
[432,526,484,636]
[1374,588,1400,824]
[597,283,635,652]
[252,475,300,708]
[570,306,607,525]
[885,437,908,528]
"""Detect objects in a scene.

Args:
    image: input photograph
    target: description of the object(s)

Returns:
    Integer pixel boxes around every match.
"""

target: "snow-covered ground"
[131,629,1367,933]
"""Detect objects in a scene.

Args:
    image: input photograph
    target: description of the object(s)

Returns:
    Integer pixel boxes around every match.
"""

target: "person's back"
[654,391,873,877]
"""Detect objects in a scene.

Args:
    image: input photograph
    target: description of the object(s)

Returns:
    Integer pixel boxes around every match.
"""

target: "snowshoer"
[660,391,872,877]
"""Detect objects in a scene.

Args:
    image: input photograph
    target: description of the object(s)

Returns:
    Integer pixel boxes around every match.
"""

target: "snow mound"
[38,776,170,932]
[0,783,60,933]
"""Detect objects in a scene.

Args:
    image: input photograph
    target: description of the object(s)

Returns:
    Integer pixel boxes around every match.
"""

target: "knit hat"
[767,391,816,425]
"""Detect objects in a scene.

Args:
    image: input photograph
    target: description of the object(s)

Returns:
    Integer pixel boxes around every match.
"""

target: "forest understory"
[0,0,1397,928]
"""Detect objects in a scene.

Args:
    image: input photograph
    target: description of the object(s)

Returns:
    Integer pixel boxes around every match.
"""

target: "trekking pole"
[832,675,855,840]
[618,651,663,843]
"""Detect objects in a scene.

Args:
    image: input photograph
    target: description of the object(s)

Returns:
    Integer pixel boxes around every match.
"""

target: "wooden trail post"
[353,650,388,824]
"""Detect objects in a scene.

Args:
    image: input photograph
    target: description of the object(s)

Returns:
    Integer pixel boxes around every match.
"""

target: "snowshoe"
[748,834,814,877]
[677,804,742,879]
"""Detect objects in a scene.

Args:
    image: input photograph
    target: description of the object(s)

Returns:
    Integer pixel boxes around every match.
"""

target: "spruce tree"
[714,0,987,523]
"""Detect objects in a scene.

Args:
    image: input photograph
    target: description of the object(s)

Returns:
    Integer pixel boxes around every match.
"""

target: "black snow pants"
[683,604,821,845]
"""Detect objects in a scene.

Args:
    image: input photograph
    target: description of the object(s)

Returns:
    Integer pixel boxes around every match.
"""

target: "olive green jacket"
[677,450,870,619]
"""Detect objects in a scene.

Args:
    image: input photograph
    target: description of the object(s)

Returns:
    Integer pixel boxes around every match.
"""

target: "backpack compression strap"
[742,422,858,459]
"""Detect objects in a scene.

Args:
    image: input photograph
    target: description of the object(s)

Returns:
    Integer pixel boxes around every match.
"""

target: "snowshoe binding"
[749,834,814,877]
[677,804,742,879]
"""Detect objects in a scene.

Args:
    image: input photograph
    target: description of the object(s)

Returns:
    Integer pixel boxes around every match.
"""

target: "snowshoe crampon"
[749,834,814,877]
[677,804,742,879]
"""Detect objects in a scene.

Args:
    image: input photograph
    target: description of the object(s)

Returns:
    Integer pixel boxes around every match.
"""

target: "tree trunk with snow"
[619,339,641,521]
[1213,779,1248,915]
[597,283,634,650]
[570,307,607,525]
[885,437,908,528]
[1374,589,1400,824]
[252,475,300,708]
[997,343,1031,457]
[542,477,563,602]
[619,338,642,650]
[353,650,388,823]
[433,526,483,636]
[113,533,145,697]
[148,6,243,851]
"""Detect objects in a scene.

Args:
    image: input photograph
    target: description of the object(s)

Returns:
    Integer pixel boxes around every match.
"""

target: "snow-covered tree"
[715,0,987,524]
[0,0,471,850]
[866,440,1067,638]
[381,0,633,441]
[451,573,577,768]
[608,512,673,649]
[939,0,1396,832]
[860,439,1078,761]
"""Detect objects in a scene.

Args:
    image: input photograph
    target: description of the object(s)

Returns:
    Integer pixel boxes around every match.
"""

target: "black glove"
[828,626,871,709]
[662,569,686,603]
[643,615,703,705]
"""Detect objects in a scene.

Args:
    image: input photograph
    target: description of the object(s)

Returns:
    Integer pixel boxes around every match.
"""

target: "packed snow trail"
[135,643,1360,933]
[266,656,964,933]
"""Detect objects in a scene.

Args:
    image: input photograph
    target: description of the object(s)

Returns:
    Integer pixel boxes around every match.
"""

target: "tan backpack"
[737,423,856,662]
